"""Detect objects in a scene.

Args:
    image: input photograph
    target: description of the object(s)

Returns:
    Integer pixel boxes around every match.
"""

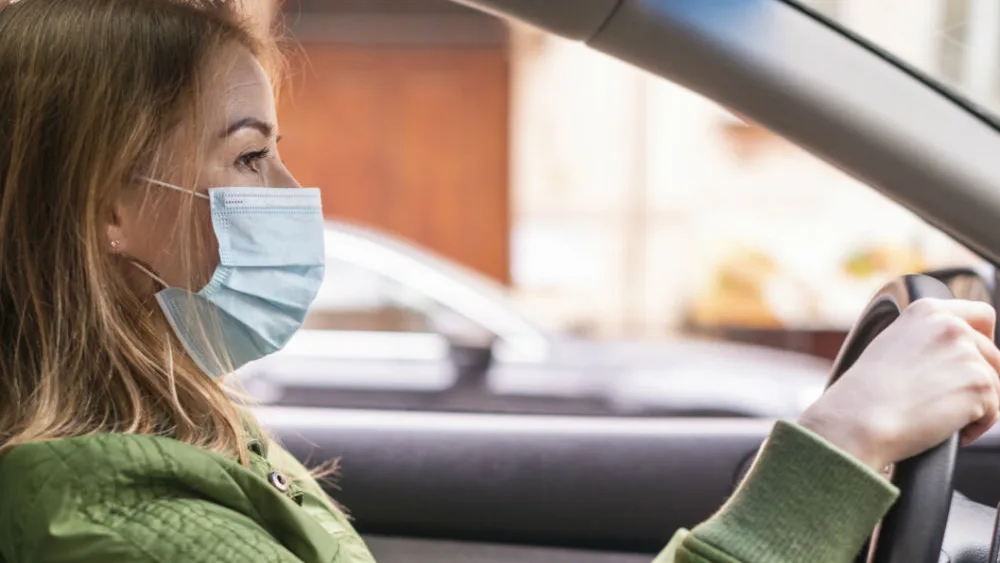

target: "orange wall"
[277,45,511,283]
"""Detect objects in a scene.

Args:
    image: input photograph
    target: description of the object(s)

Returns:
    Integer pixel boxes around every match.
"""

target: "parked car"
[235,220,831,418]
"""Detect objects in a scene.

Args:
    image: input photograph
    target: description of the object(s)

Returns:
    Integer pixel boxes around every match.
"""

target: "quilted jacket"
[0,419,897,563]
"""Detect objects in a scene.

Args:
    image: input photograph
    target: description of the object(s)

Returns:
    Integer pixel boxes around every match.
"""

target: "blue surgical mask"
[138,178,326,379]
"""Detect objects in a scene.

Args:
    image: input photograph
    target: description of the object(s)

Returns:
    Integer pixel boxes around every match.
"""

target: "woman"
[0,1,998,562]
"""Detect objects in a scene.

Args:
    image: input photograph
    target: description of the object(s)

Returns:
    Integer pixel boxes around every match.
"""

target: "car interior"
[257,1,1000,562]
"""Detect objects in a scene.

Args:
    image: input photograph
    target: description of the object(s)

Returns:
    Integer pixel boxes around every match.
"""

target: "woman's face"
[112,45,299,293]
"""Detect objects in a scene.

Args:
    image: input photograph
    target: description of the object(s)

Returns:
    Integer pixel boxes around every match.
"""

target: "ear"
[106,200,128,255]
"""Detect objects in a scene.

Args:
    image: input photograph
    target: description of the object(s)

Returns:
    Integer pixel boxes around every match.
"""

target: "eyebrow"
[222,117,279,141]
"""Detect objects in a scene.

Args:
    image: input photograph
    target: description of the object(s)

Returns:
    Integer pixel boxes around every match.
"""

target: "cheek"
[125,196,187,283]
[131,197,219,290]
[189,203,221,289]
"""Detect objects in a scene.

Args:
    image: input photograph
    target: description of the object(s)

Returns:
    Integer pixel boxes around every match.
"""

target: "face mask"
[138,178,326,379]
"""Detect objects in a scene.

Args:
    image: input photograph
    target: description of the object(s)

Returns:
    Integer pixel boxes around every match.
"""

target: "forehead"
[201,46,276,127]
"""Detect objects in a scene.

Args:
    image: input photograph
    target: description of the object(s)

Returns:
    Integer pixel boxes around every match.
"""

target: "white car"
[237,220,830,418]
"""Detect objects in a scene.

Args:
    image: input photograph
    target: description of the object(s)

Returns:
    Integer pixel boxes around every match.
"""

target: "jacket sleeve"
[652,420,899,563]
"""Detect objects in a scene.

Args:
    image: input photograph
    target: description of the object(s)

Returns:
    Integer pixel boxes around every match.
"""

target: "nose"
[270,158,301,189]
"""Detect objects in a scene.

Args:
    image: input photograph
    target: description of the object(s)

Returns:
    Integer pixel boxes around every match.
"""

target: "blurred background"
[235,0,1000,418]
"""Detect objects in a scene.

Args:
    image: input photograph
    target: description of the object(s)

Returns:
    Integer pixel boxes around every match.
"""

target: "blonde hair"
[0,0,284,461]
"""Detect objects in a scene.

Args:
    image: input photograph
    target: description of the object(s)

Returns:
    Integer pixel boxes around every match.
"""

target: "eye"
[236,148,271,174]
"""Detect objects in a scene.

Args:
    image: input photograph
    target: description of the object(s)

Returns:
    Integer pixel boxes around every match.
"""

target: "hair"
[0,0,286,461]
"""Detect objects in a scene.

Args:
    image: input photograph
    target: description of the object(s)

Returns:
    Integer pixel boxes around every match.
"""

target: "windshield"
[797,0,1000,117]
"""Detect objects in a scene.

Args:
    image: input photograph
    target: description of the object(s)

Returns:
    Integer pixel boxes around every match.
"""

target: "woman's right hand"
[799,298,1000,472]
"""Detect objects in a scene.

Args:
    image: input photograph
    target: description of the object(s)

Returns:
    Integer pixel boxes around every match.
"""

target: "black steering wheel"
[828,274,960,563]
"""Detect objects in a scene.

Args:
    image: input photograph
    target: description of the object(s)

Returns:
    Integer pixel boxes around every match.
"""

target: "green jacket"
[0,419,897,563]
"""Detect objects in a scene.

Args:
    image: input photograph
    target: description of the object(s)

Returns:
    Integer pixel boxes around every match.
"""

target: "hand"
[799,298,1000,472]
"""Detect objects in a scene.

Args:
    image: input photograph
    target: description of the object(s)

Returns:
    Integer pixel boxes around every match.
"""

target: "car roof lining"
[457,0,1000,267]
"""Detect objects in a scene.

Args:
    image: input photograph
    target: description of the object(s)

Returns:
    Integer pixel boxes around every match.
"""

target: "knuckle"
[932,314,969,342]
[968,357,994,380]
[908,298,943,317]
[966,367,1000,418]
[970,368,997,394]
[971,403,988,423]
[980,393,999,420]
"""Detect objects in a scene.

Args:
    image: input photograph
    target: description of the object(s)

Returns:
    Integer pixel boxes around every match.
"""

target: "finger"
[962,378,1000,445]
[970,327,1000,378]
[961,350,1000,446]
[928,299,997,341]
[962,410,997,446]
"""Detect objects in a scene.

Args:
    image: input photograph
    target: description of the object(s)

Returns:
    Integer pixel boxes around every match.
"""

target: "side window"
[942,0,1000,108]
[938,0,971,86]
[270,1,992,418]
[803,0,843,19]
[304,257,434,333]
[304,256,489,340]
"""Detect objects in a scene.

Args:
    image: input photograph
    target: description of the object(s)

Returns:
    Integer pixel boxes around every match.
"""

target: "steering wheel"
[828,274,960,563]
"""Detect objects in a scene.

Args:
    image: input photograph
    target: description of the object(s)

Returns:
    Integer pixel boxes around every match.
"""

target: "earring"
[110,239,121,251]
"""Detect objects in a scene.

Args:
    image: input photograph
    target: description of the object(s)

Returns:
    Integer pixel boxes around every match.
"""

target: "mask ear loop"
[133,176,213,393]
[140,177,211,200]
[131,176,210,288]
[125,240,182,402]
[130,260,170,290]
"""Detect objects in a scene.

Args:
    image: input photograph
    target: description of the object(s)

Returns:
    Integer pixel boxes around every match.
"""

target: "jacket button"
[268,471,290,493]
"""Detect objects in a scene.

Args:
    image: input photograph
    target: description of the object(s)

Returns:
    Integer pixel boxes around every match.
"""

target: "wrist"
[797,409,890,472]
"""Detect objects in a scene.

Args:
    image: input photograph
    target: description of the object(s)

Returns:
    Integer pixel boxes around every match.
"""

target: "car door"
[261,1,1000,561]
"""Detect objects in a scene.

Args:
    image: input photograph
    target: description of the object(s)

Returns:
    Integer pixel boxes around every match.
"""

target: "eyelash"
[236,148,271,173]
